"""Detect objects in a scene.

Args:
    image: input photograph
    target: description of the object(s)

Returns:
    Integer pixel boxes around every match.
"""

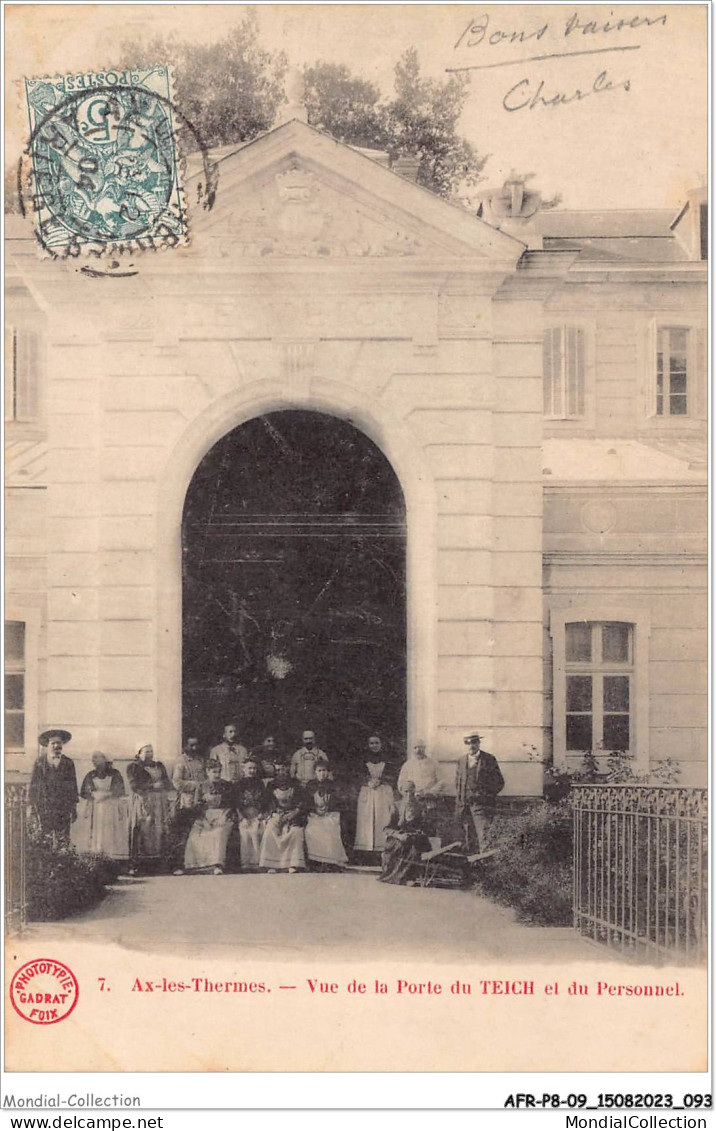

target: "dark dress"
[379,799,431,885]
[233,778,272,868]
[250,745,282,781]
[234,779,271,817]
[259,778,307,870]
[126,758,173,867]
[29,754,79,841]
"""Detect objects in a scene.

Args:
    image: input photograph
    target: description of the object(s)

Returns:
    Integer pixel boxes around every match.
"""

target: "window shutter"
[544,327,565,416]
[694,326,706,418]
[15,329,39,421]
[4,328,16,422]
[543,329,554,415]
[545,326,585,418]
[565,326,585,416]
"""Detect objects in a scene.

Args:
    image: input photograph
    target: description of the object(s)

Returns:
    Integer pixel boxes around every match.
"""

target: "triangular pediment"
[189,120,523,262]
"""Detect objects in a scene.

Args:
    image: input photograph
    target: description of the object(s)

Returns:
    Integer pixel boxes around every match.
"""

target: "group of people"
[28,725,505,886]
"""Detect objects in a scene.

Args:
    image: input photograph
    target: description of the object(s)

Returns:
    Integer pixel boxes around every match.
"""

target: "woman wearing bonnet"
[72,751,129,862]
[126,744,173,875]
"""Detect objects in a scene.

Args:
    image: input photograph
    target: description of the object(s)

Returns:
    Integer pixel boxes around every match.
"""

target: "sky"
[5,3,707,210]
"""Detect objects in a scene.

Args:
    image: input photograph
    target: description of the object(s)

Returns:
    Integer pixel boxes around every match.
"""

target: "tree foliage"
[6,28,484,211]
[303,63,387,151]
[120,13,287,151]
[304,49,486,198]
[121,30,485,199]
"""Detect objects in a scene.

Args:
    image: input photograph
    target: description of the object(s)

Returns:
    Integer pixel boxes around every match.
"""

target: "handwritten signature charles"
[449,9,668,112]
[502,69,631,113]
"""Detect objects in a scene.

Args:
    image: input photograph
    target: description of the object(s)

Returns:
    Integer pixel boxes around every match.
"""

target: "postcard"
[3,1,709,1087]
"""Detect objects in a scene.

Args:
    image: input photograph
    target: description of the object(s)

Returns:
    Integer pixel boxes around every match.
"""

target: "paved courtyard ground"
[28,872,606,963]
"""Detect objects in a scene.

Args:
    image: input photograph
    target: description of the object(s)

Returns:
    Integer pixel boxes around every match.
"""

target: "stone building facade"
[5,121,707,790]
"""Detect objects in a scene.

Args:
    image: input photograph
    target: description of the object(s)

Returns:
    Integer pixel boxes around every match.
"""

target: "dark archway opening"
[182,410,407,776]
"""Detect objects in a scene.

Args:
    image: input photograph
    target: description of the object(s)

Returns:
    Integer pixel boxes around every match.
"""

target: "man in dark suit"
[455,731,505,853]
[29,729,79,843]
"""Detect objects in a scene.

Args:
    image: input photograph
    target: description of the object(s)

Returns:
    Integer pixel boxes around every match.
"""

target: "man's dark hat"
[39,728,72,747]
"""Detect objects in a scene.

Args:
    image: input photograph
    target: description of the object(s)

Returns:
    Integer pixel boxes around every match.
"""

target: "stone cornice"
[494,249,579,301]
[544,551,707,567]
[543,481,706,492]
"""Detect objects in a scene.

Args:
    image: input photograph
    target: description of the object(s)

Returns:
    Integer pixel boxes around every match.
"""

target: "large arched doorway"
[181,409,407,774]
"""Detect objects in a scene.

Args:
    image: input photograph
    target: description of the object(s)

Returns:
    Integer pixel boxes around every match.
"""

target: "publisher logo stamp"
[10,958,79,1025]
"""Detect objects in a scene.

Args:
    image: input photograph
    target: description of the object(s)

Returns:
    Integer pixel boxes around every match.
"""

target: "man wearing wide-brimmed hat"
[29,729,79,843]
[455,731,505,854]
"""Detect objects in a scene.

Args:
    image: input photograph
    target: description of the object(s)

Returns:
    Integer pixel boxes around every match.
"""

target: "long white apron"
[354,764,395,851]
[305,811,348,865]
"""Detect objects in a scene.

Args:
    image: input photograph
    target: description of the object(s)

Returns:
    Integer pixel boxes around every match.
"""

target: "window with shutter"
[543,325,585,419]
[4,327,39,423]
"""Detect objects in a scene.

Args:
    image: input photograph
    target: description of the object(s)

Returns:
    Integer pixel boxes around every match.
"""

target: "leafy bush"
[541,748,682,800]
[475,801,574,926]
[26,834,119,921]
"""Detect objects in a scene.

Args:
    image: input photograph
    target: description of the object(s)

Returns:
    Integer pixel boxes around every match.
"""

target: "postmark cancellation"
[21,65,188,257]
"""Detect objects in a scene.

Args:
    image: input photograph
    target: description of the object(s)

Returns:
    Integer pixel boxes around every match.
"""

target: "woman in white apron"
[259,775,306,873]
[183,760,235,875]
[354,737,396,854]
[304,762,348,868]
[73,751,129,861]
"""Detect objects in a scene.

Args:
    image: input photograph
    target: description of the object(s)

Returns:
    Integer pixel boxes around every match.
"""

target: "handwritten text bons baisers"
[449,9,668,112]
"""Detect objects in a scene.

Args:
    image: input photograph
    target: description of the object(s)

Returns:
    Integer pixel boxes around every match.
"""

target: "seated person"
[181,760,235,876]
[259,769,306,874]
[266,752,292,785]
[379,781,432,886]
[234,755,271,869]
[304,761,348,870]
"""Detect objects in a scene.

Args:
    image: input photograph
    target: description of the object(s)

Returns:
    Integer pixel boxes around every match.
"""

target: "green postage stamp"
[22,65,188,257]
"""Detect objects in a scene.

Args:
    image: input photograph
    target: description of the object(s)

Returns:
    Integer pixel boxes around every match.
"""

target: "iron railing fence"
[4,781,29,935]
[573,784,707,962]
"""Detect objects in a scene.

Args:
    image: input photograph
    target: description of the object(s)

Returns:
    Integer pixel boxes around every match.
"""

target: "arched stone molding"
[155,376,437,761]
